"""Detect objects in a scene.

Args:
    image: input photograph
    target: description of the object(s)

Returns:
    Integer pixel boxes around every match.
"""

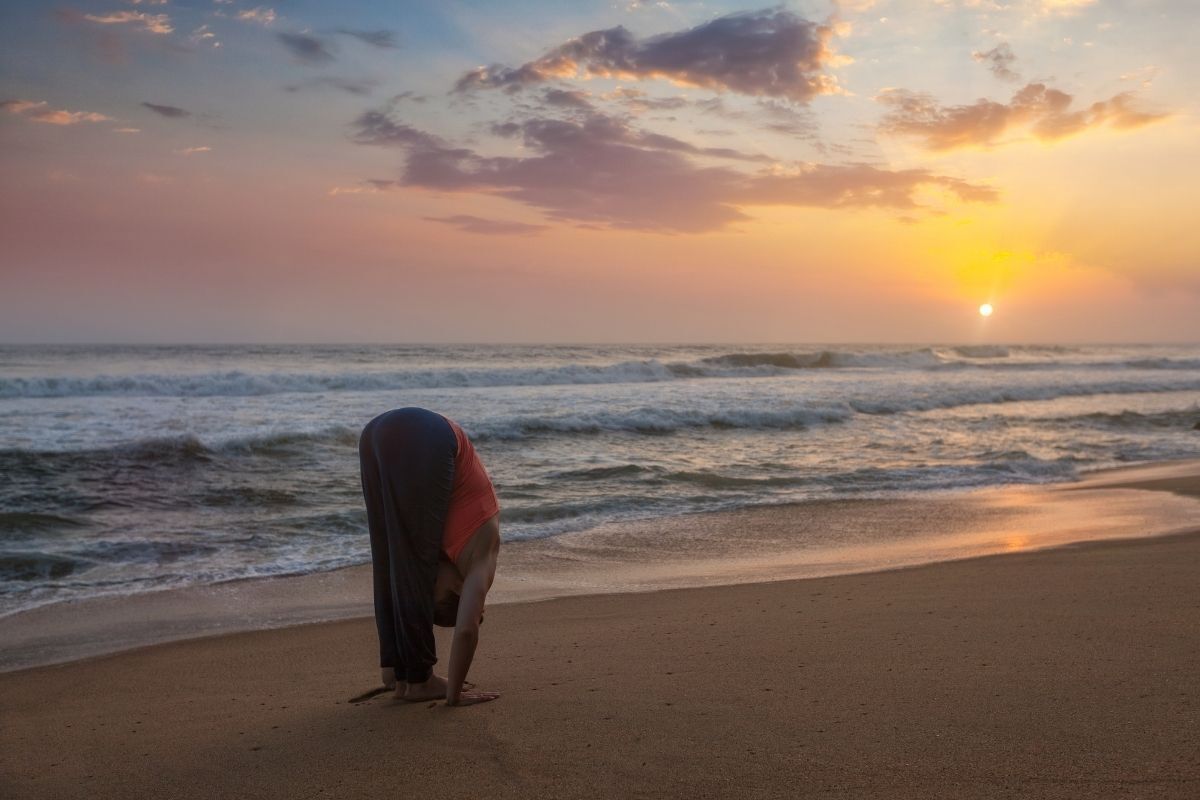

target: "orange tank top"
[440,416,500,563]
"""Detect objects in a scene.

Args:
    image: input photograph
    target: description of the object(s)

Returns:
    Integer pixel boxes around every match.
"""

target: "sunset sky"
[1,0,1196,343]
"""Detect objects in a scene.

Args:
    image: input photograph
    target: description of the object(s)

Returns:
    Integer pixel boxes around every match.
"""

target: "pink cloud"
[1,99,112,125]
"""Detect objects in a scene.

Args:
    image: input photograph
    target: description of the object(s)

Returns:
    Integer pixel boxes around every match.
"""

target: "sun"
[978,303,994,317]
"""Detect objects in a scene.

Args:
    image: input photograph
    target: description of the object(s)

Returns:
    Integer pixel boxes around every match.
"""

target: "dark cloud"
[604,90,822,147]
[278,32,334,64]
[286,77,378,96]
[392,91,428,104]
[755,99,821,138]
[542,89,594,110]
[878,82,1170,151]
[141,101,191,118]
[351,109,445,149]
[336,29,399,49]
[423,215,548,235]
[606,87,689,112]
[972,43,1019,81]
[454,8,842,103]
[350,107,994,232]
[490,114,770,163]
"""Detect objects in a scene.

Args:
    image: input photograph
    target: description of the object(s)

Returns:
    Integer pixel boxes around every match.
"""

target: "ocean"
[2,343,1198,617]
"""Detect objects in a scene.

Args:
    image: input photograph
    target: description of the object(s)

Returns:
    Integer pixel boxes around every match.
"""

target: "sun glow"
[979,303,994,317]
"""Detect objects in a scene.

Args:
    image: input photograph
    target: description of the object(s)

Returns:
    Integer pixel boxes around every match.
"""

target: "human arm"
[445,529,500,706]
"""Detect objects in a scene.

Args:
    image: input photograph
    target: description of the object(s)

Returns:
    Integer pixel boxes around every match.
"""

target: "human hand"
[446,690,500,707]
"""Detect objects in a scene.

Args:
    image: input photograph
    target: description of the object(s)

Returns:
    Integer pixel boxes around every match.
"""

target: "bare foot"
[402,673,448,702]
[380,667,397,691]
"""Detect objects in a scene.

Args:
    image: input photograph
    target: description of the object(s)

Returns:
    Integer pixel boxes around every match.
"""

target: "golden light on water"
[979,303,994,317]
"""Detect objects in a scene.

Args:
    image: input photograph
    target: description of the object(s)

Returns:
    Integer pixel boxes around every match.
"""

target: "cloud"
[82,11,173,35]
[350,107,994,232]
[190,24,220,48]
[351,109,445,149]
[489,114,771,163]
[278,32,334,63]
[694,96,822,141]
[423,215,549,235]
[286,77,378,96]
[113,127,141,133]
[454,8,844,103]
[336,29,399,48]
[328,182,389,196]
[878,82,1169,150]
[175,146,212,155]
[141,101,191,118]
[542,88,594,110]
[972,43,1019,81]
[1036,0,1097,14]
[236,7,277,26]
[137,172,173,185]
[605,87,689,112]
[1,99,112,125]
[933,0,1096,12]
[392,91,428,104]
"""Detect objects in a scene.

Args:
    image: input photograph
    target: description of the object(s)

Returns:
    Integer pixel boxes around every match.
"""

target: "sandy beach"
[5,0,1199,793]
[3,466,1199,799]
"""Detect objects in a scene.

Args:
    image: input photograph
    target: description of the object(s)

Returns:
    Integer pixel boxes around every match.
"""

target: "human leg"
[365,408,457,684]
[359,415,405,678]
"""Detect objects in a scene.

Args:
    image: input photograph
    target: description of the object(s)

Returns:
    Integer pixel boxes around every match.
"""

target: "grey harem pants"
[358,407,457,683]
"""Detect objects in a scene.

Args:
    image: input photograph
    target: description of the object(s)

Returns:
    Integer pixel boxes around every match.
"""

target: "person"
[358,407,501,706]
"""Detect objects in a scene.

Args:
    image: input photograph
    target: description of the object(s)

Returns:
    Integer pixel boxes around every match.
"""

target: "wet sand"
[6,461,1200,673]
[3,466,1199,798]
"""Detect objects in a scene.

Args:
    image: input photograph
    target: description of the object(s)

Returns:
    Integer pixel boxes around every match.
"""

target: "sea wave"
[4,349,1198,398]
[1002,407,1200,431]
[0,512,87,535]
[4,381,1198,464]
[471,406,854,440]
[0,553,82,583]
[946,345,1010,358]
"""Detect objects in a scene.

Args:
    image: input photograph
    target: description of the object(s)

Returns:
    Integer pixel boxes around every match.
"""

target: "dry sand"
[3,470,1199,798]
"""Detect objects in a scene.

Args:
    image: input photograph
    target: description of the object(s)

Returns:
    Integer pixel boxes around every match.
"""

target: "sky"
[0,0,1196,343]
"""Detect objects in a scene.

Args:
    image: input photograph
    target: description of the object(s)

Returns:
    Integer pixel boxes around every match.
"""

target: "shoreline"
[3,458,1199,673]
[5,485,1200,798]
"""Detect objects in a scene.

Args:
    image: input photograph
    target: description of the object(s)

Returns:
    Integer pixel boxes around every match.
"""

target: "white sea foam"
[2,343,1198,616]
[3,349,1200,398]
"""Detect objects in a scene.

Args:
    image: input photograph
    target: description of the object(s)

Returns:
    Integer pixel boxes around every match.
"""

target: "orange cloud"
[82,11,173,35]
[878,83,1169,150]
[0,99,112,125]
[236,8,277,26]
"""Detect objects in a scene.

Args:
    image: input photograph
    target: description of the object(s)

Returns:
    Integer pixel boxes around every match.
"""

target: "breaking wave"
[5,348,1199,398]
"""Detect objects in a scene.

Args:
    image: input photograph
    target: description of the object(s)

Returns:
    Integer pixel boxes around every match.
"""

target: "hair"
[433,591,460,627]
